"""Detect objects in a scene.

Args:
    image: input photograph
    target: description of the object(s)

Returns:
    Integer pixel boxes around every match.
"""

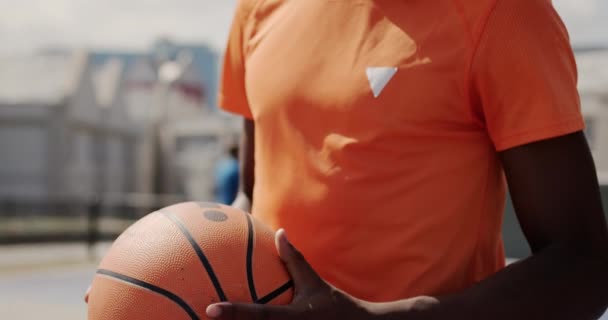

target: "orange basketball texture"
[87,202,294,320]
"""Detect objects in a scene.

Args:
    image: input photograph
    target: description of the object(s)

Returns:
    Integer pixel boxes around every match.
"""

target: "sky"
[0,0,607,56]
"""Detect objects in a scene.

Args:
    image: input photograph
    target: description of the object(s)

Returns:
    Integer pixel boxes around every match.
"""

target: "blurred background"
[0,0,607,319]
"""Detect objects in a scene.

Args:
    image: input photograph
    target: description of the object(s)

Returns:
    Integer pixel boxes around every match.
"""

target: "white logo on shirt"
[366,67,398,98]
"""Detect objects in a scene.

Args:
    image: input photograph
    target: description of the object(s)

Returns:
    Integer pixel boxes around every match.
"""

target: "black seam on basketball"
[255,280,293,304]
[245,213,258,301]
[96,269,200,320]
[160,210,228,302]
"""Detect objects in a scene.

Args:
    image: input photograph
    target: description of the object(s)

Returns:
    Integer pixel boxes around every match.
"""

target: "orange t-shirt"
[219,0,584,301]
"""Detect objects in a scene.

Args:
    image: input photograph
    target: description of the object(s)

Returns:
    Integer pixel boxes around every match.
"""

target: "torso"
[243,0,506,300]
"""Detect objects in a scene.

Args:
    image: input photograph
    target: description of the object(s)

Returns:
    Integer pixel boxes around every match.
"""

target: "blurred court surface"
[0,243,108,319]
[0,265,92,319]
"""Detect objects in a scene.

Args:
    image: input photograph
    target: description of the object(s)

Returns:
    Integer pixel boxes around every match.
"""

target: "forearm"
[369,244,608,320]
[232,118,255,212]
[373,134,608,320]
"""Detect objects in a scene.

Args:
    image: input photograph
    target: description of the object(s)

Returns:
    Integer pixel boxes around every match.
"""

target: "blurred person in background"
[215,142,240,205]
[206,0,608,319]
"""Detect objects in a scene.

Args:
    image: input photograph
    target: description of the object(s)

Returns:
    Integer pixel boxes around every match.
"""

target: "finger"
[207,302,296,320]
[275,229,325,291]
[84,286,91,303]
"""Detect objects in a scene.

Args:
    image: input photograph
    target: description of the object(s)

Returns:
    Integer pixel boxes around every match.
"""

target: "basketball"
[87,201,293,320]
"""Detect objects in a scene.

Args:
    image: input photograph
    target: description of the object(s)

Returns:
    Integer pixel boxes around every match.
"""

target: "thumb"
[275,229,325,292]
[84,286,91,303]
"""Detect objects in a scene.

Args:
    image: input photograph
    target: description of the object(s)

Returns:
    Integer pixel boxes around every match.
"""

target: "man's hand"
[206,229,374,320]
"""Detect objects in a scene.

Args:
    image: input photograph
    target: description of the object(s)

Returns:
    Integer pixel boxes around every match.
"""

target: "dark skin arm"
[428,131,608,319]
[231,119,255,212]
[208,131,608,320]
[379,131,608,319]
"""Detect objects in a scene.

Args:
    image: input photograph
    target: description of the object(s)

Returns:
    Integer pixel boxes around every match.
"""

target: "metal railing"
[1,181,607,260]
[0,193,188,246]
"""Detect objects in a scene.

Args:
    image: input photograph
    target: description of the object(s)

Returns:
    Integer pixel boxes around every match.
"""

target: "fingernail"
[206,304,223,318]
[84,286,91,303]
[277,229,290,247]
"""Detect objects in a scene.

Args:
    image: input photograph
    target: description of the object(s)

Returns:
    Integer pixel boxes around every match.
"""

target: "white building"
[0,51,139,200]
[0,40,234,204]
[123,50,239,200]
[93,58,141,195]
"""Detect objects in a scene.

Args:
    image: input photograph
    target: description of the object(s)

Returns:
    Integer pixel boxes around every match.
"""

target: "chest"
[244,0,475,132]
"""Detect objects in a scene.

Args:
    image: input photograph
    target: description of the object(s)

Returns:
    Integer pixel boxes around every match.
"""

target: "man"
[208,0,608,319]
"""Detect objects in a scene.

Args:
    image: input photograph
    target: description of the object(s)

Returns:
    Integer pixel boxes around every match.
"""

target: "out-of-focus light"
[158,61,183,84]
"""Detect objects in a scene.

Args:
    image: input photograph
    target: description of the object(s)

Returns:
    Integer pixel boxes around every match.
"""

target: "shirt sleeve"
[218,0,256,119]
[471,0,585,151]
